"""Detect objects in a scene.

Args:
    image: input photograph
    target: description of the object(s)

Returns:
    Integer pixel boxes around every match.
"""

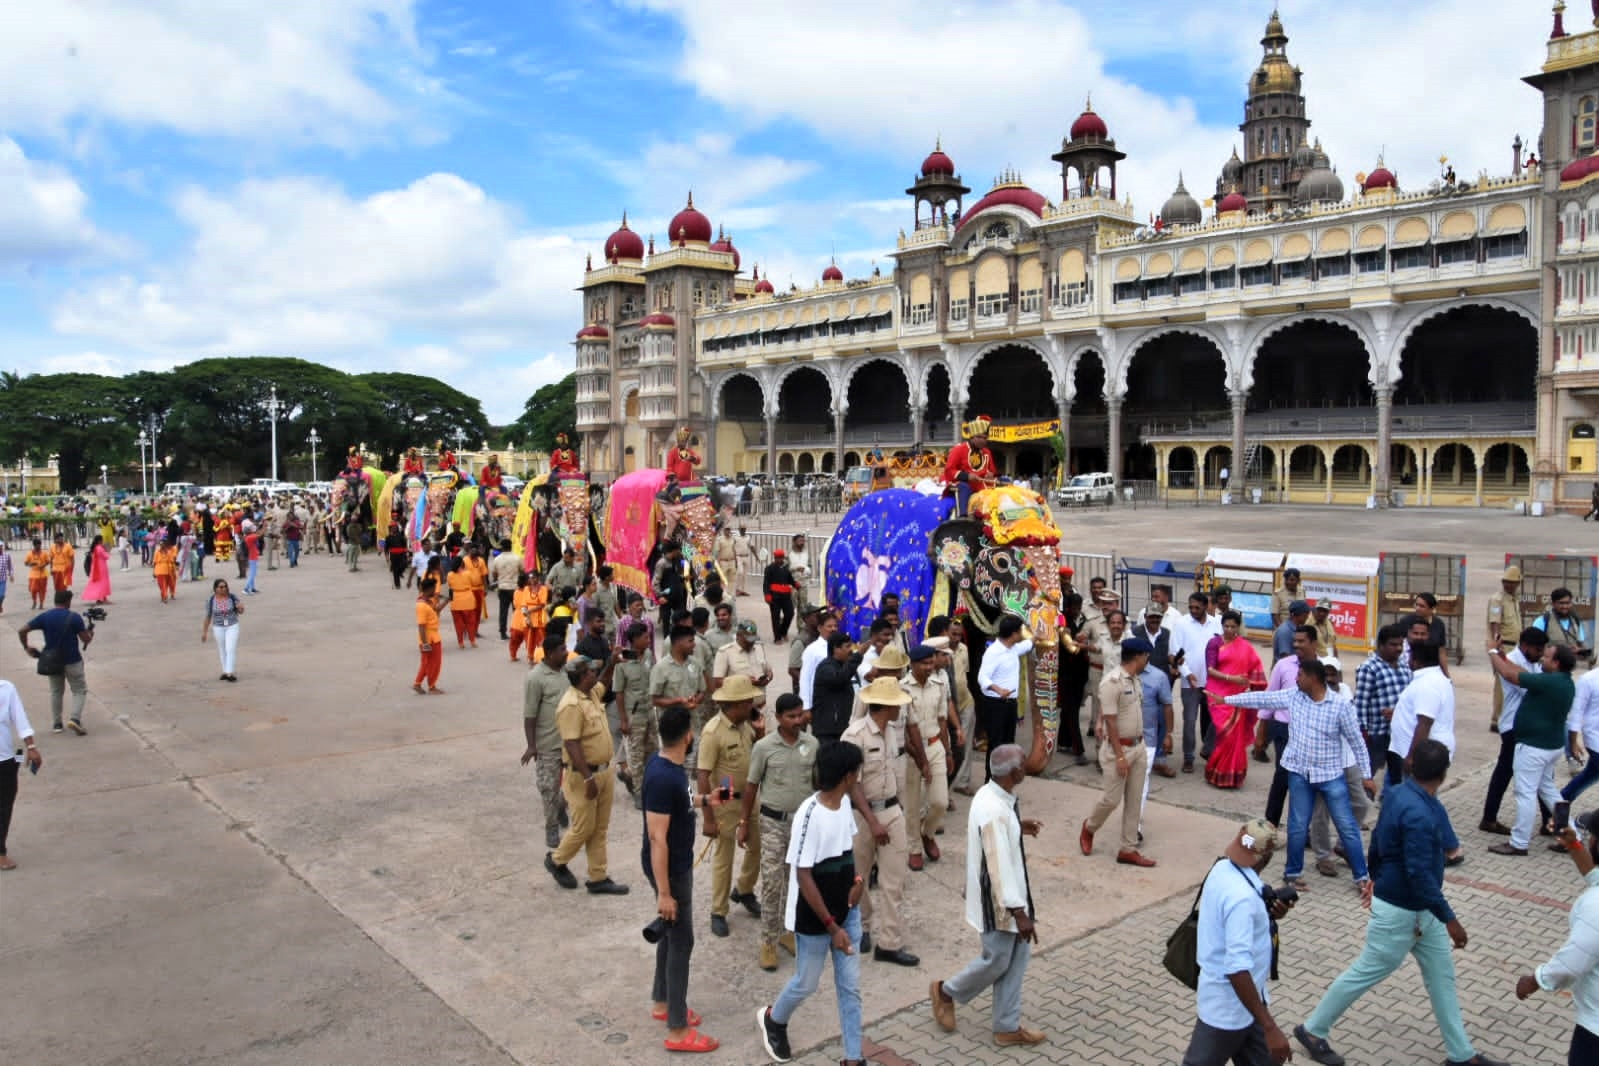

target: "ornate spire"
[1553,1,1568,38]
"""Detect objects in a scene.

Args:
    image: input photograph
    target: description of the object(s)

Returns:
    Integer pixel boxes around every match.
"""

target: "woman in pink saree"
[1204,610,1265,789]
[83,535,113,605]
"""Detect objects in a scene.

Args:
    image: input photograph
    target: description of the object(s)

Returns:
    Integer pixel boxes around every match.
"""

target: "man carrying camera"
[1180,819,1295,1066]
[1293,739,1507,1066]
[644,703,723,1054]
[18,590,94,735]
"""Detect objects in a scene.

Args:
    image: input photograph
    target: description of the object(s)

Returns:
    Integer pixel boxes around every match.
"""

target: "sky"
[0,0,1554,423]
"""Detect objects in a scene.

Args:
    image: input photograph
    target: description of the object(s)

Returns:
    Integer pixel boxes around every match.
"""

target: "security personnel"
[650,624,703,734]
[697,674,762,938]
[1486,565,1525,730]
[1312,598,1338,656]
[739,692,816,971]
[1079,638,1157,868]
[612,621,656,809]
[544,654,629,895]
[712,619,773,727]
[901,644,951,872]
[522,639,571,849]
[844,676,919,966]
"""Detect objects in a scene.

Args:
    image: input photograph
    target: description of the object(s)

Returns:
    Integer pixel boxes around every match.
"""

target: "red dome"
[1217,191,1249,214]
[754,276,775,294]
[603,213,645,261]
[708,226,741,269]
[668,193,713,244]
[575,324,610,340]
[1563,154,1599,184]
[921,147,956,176]
[640,312,676,328]
[822,261,844,282]
[955,184,1048,231]
[1362,167,1397,192]
[1070,105,1109,141]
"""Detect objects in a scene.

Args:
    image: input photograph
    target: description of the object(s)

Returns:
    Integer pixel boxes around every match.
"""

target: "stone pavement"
[3,506,1597,1066]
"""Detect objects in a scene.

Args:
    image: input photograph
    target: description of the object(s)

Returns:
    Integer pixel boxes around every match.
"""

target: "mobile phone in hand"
[718,775,732,802]
[1555,800,1571,831]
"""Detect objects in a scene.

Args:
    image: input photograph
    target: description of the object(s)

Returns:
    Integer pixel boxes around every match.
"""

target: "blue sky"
[0,1,1548,422]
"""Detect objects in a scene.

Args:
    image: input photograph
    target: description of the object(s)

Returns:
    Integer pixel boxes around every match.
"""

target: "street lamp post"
[147,417,160,495]
[266,384,282,482]
[20,457,28,500]
[136,431,150,496]
[452,428,467,459]
[308,428,322,483]
[100,464,108,490]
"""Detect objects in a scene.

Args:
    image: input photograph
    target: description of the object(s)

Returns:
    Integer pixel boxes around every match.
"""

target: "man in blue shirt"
[17,589,94,735]
[1180,819,1295,1066]
[1272,601,1310,663]
[1293,739,1508,1066]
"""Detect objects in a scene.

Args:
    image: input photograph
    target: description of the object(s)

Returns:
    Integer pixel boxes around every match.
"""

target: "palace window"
[1057,280,1090,306]
[693,282,705,308]
[1354,250,1386,273]
[1581,97,1598,150]
[1239,264,1273,287]
[1018,288,1042,314]
[949,298,969,323]
[620,296,638,318]
[1209,267,1236,290]
[1315,255,1350,278]
[1113,281,1142,302]
[983,221,1011,241]
[1435,240,1474,266]
[1391,246,1430,271]
[1270,128,1280,153]
[1484,232,1527,259]
[907,302,934,326]
[1277,259,1308,281]
[1173,272,1206,296]
[1143,276,1173,299]
[976,291,1010,317]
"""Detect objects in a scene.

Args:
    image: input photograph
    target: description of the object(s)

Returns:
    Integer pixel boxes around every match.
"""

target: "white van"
[162,482,200,498]
[1055,472,1117,506]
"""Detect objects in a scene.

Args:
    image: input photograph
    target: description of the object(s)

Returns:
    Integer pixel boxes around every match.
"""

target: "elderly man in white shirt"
[977,617,1034,784]
[0,678,43,870]
[1171,591,1219,773]
[929,743,1046,1048]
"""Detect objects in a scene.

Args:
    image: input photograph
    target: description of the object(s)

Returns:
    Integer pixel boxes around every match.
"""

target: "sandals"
[662,1028,718,1053]
[651,1007,703,1026]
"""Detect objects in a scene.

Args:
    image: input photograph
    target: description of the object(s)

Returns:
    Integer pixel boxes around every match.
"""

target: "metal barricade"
[1378,552,1467,665]
[1115,557,1203,616]
[1506,552,1598,651]
[743,529,832,606]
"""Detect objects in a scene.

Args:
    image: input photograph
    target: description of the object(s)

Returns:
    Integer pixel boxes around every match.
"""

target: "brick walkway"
[790,760,1585,1066]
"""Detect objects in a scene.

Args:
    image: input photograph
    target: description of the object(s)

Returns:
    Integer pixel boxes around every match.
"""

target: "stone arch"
[796,453,816,474]
[711,370,767,420]
[1112,325,1227,399]
[1288,444,1329,485]
[1242,313,1378,393]
[923,361,953,437]
[1330,443,1372,485]
[1120,328,1229,418]
[844,358,912,433]
[821,452,836,473]
[963,342,1056,419]
[774,364,835,435]
[1168,445,1199,489]
[960,340,1053,404]
[1392,301,1538,405]
[841,354,915,405]
[1245,317,1376,411]
[778,453,795,474]
[843,451,861,469]
[1481,440,1531,488]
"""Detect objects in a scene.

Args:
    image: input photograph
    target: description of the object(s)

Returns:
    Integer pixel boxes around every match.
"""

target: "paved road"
[2,507,1593,1065]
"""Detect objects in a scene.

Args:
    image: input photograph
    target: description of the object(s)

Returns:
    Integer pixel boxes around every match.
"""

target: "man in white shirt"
[787,534,812,615]
[1563,664,1599,806]
[1481,627,1547,834]
[0,678,43,869]
[1390,641,1456,775]
[1171,592,1218,773]
[929,743,1046,1048]
[1180,819,1295,1066]
[1151,583,1183,631]
[798,613,838,712]
[977,617,1034,783]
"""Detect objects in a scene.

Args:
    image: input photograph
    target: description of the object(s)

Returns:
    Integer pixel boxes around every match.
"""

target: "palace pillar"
[833,406,846,472]
[1057,399,1072,483]
[765,414,778,477]
[1106,396,1124,482]
[911,404,926,450]
[1229,390,1247,489]
[1374,386,1394,503]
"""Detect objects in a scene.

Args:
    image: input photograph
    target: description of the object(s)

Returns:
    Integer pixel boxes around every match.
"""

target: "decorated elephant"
[824,484,1065,773]
[513,472,606,577]
[329,467,375,527]
[473,487,517,548]
[601,468,714,599]
[376,469,466,547]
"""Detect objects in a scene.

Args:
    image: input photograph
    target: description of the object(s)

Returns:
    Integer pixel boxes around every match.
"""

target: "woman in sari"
[82,535,113,605]
[1204,610,1265,789]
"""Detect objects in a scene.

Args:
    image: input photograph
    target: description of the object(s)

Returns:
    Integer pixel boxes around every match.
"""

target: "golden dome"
[1252,58,1301,95]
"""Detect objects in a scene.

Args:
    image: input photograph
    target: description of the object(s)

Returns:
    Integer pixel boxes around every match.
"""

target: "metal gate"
[1506,552,1599,644]
[1115,557,1202,617]
[742,530,831,605]
[1378,553,1467,665]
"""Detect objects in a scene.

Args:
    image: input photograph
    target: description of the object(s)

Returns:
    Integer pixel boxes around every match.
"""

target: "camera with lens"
[642,916,672,944]
[1261,882,1298,907]
[84,606,108,630]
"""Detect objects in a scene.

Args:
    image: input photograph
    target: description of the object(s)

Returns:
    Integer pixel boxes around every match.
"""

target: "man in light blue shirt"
[1181,819,1295,1066]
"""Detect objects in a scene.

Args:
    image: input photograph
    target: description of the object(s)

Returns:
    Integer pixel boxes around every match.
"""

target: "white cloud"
[0,137,108,265]
[0,0,435,148]
[48,171,583,421]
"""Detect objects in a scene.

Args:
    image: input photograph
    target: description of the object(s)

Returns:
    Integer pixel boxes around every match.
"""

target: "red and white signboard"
[1302,579,1368,639]
[1288,553,1381,649]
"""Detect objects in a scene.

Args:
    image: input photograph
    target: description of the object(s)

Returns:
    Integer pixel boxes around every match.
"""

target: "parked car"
[841,466,873,503]
[1055,472,1117,506]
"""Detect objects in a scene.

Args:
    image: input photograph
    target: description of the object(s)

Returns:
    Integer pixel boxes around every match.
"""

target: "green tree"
[355,372,490,469]
[512,374,576,453]
[0,373,131,491]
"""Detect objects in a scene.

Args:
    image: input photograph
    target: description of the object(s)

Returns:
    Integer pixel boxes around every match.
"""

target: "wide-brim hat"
[1503,565,1523,583]
[875,644,911,671]
[713,674,762,703]
[860,676,911,707]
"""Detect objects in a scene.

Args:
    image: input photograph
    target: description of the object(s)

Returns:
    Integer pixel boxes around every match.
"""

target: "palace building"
[573,7,1599,510]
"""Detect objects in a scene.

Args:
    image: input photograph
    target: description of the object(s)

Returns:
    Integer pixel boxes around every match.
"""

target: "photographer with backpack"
[17,589,95,735]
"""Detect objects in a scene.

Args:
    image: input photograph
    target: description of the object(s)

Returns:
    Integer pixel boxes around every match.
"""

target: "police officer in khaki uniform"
[1486,565,1525,729]
[521,639,571,849]
[901,644,951,872]
[1312,598,1338,656]
[844,676,919,966]
[712,619,774,727]
[545,654,629,894]
[739,692,816,971]
[697,673,763,937]
[1270,567,1304,628]
[612,621,656,809]
[1079,638,1157,868]
[650,624,703,731]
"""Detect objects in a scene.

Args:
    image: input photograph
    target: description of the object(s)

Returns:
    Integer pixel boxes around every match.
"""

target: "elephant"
[825,484,1066,774]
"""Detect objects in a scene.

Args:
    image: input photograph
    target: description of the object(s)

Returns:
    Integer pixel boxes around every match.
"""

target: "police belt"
[759,804,796,822]
[866,796,900,813]
[564,761,608,774]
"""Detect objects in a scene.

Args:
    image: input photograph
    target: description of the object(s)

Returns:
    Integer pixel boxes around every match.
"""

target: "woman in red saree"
[1204,610,1266,789]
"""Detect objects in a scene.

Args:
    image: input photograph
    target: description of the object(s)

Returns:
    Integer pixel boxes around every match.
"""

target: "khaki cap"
[860,676,912,707]
[875,644,911,671]
[1240,819,1279,853]
[713,674,763,703]
[1502,565,1523,583]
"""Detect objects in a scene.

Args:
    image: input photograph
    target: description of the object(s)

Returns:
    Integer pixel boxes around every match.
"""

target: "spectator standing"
[1564,663,1599,805]
[1172,592,1218,773]
[741,693,815,972]
[0,543,12,615]
[1485,566,1524,731]
[412,578,446,695]
[0,678,42,869]
[1515,812,1599,1066]
[1354,625,1412,793]
[200,578,244,682]
[1533,587,1592,663]
[977,617,1034,782]
[764,548,796,643]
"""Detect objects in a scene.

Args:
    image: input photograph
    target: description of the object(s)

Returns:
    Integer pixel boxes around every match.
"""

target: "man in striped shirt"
[1353,624,1411,792]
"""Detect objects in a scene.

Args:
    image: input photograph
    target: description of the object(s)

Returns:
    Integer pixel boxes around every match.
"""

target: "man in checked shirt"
[1353,624,1412,795]
[1224,658,1375,893]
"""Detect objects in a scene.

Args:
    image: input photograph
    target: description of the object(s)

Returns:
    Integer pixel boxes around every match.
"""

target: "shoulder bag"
[1162,879,1205,989]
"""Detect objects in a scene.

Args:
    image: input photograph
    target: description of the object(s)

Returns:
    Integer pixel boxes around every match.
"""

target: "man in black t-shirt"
[643,704,724,1053]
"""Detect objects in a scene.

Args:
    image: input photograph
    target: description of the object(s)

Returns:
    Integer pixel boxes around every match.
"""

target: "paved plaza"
[5,504,1597,1065]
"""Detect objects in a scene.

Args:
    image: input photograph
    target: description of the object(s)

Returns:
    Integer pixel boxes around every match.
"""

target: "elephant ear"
[973,543,1032,621]
[929,518,981,590]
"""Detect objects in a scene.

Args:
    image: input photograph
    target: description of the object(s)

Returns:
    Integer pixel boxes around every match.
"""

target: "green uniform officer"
[740,692,817,971]
[698,673,762,937]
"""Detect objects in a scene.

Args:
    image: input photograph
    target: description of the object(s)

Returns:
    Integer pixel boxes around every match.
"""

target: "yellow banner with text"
[986,419,1061,444]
